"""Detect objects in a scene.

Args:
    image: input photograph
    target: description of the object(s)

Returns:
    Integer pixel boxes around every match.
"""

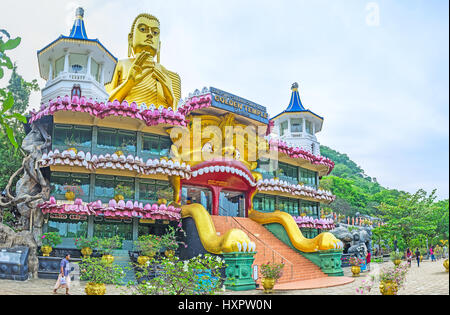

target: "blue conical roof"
[68,8,88,39]
[270,82,323,121]
[285,82,306,112]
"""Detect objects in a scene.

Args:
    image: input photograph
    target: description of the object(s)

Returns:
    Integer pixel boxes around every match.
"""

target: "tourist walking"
[430,246,436,262]
[366,250,371,271]
[406,248,412,267]
[53,253,71,295]
[415,248,421,267]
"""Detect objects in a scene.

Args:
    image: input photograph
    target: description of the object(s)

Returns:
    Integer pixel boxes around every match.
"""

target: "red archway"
[180,159,256,217]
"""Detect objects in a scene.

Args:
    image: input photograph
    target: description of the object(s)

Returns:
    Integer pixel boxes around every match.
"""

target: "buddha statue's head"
[128,13,161,61]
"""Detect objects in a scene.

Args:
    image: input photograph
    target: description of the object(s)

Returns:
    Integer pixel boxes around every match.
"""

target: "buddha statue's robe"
[106,58,181,109]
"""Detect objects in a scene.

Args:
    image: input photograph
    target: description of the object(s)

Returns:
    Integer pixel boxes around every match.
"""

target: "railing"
[218,206,294,281]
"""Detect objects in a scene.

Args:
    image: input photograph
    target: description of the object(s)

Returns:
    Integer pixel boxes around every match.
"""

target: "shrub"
[379,264,409,289]
[40,232,62,247]
[129,254,226,295]
[98,236,123,255]
[260,262,284,280]
[74,236,99,250]
[390,251,403,261]
[79,257,124,285]
[349,256,364,266]
[134,234,161,257]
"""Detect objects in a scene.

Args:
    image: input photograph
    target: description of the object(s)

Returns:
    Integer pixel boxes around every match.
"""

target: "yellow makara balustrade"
[181,203,251,254]
[248,209,342,253]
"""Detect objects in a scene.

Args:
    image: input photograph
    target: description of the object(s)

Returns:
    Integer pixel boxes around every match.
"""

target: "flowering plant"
[356,275,375,295]
[379,264,409,289]
[349,256,364,266]
[74,236,99,250]
[260,262,284,280]
[41,232,62,247]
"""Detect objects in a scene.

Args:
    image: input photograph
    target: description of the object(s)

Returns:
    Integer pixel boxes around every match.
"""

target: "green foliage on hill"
[320,145,449,248]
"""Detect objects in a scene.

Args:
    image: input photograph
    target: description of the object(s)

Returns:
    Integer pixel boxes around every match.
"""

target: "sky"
[1,0,449,200]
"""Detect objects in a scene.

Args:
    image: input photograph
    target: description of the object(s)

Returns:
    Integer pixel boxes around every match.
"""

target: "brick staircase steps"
[211,216,328,284]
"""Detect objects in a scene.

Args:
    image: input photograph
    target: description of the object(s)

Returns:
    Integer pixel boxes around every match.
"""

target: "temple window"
[71,85,81,98]
[305,120,313,135]
[94,175,135,203]
[299,200,320,218]
[277,197,299,216]
[278,162,299,184]
[90,59,100,81]
[142,135,171,159]
[253,194,276,212]
[93,220,133,240]
[280,120,288,136]
[290,118,302,133]
[47,218,88,238]
[54,56,64,78]
[97,128,137,155]
[69,53,87,74]
[139,179,172,204]
[53,124,92,151]
[300,168,317,187]
[50,172,91,202]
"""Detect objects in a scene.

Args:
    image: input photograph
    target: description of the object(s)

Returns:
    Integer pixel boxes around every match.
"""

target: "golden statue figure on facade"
[107,13,181,109]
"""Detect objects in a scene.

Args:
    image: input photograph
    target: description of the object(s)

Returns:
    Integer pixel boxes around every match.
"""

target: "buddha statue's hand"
[127,52,154,84]
[152,66,175,106]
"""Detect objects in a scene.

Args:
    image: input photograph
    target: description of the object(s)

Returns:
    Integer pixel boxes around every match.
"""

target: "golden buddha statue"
[107,13,181,109]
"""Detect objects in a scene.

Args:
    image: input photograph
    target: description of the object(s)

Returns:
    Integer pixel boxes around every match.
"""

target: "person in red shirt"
[366,251,371,271]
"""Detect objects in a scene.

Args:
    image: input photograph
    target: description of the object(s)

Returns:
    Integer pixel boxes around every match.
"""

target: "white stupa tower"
[36,7,117,104]
[271,83,324,156]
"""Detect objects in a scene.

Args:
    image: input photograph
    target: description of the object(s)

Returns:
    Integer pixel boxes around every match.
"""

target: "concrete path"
[0,259,448,295]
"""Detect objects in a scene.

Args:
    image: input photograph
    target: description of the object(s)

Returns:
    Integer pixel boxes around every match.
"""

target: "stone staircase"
[211,216,328,284]
[111,249,136,285]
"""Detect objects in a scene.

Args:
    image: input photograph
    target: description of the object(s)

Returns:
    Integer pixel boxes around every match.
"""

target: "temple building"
[26,8,345,289]
[37,7,117,104]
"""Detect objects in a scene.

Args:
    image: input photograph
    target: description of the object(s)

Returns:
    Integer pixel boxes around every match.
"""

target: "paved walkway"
[0,259,448,295]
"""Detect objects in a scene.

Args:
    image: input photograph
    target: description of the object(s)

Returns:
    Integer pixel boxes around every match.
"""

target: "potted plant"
[74,236,99,258]
[79,257,124,295]
[379,264,409,295]
[157,187,173,205]
[349,256,364,277]
[115,139,136,157]
[40,232,62,256]
[134,234,161,266]
[114,184,134,202]
[260,262,284,293]
[390,251,403,266]
[64,135,78,154]
[63,180,84,201]
[159,225,185,258]
[98,236,123,264]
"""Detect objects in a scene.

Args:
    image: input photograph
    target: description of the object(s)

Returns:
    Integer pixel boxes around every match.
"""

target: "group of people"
[405,246,445,268]
[365,244,447,271]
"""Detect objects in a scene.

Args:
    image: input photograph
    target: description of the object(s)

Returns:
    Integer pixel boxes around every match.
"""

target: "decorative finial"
[76,7,84,19]
[291,82,299,91]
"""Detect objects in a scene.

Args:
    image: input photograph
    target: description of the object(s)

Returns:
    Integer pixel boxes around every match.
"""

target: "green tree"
[0,29,26,149]
[372,189,439,250]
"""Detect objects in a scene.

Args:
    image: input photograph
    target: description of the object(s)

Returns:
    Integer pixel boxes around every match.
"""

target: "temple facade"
[27,8,344,286]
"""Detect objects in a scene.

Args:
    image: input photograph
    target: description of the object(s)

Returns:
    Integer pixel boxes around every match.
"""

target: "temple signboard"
[210,87,269,124]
